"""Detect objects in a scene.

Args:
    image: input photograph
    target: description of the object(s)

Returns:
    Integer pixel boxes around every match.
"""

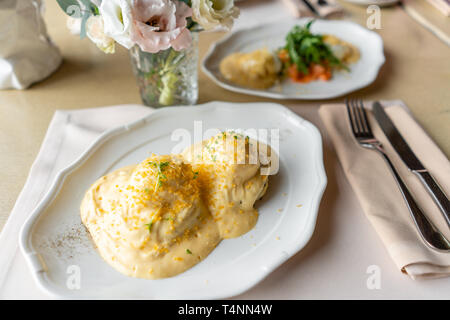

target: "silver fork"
[346,99,450,252]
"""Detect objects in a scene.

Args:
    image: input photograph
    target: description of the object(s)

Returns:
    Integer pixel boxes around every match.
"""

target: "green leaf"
[56,0,82,17]
[305,20,314,30]
[79,0,100,16]
[280,20,347,75]
[186,249,192,254]
[56,0,96,39]
[79,11,91,39]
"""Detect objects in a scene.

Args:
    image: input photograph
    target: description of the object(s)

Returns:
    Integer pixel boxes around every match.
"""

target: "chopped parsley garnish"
[148,161,170,190]
[193,171,199,179]
[186,249,192,254]
[145,221,153,233]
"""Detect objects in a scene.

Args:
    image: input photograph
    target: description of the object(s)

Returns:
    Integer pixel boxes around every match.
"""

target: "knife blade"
[373,101,450,227]
[302,0,320,16]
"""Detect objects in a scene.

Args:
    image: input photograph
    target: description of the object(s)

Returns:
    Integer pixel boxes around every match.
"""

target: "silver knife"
[373,101,450,227]
[302,0,320,16]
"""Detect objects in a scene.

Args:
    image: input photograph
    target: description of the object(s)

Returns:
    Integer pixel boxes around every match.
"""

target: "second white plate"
[202,19,385,100]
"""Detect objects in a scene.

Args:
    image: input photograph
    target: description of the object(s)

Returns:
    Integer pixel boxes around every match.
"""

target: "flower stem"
[159,71,178,105]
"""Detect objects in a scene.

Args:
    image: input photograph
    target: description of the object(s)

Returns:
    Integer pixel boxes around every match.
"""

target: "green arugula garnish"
[281,20,347,75]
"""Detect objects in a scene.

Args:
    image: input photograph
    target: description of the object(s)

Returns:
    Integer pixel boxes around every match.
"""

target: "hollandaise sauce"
[219,48,280,89]
[80,132,272,279]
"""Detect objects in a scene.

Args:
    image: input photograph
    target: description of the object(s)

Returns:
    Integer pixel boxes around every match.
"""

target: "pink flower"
[130,0,192,53]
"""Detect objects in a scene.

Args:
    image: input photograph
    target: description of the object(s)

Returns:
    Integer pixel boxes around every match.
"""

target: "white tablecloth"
[2,101,450,299]
[1,1,450,299]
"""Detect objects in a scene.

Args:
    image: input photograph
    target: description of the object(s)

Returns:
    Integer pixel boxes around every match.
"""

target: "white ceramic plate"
[202,19,385,100]
[19,102,326,299]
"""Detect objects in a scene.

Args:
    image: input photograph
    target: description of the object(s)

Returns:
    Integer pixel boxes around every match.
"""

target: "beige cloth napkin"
[0,105,152,291]
[402,0,450,46]
[319,103,450,280]
[426,0,450,16]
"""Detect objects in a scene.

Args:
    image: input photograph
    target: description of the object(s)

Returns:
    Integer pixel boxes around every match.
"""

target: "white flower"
[86,16,116,54]
[191,0,239,31]
[66,16,82,35]
[99,0,134,49]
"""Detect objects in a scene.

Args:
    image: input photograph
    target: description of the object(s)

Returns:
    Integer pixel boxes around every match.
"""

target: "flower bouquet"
[57,0,239,107]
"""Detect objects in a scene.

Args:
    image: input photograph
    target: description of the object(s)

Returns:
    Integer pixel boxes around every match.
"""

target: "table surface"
[0,0,449,299]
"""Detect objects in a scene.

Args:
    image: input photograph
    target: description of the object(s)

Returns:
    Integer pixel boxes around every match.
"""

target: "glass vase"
[129,33,199,108]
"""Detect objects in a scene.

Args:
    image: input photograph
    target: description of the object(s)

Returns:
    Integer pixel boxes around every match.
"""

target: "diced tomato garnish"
[311,64,326,75]
[278,49,290,63]
[288,62,332,83]
[288,64,299,80]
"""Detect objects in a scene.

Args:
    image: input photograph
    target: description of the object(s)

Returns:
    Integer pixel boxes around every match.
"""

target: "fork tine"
[358,99,372,135]
[352,99,364,134]
[345,98,358,137]
[350,98,363,134]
